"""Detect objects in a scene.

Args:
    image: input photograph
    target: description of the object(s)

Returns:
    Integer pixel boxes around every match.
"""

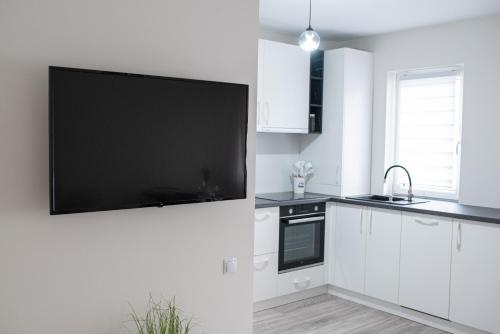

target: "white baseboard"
[253,285,328,312]
[328,285,490,334]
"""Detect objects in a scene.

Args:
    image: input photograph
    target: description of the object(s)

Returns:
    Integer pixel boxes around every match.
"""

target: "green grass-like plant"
[129,296,192,334]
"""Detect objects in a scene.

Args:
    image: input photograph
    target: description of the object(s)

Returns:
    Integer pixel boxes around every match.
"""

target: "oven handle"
[284,216,324,225]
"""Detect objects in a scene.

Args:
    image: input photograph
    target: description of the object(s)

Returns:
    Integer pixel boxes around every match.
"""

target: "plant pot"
[293,176,306,194]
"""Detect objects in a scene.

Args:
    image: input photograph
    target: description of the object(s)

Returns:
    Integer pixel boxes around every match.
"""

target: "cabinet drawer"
[253,253,278,302]
[277,265,325,296]
[254,207,279,256]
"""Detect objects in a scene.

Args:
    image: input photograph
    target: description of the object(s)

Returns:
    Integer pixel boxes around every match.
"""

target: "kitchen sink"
[346,194,428,205]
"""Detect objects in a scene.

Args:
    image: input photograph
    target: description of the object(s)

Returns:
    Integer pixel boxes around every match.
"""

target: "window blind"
[394,68,463,198]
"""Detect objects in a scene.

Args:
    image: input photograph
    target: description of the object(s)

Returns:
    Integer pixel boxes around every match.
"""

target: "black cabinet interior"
[309,51,324,133]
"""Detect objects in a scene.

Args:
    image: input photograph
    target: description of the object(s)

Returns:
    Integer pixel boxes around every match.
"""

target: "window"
[389,66,464,200]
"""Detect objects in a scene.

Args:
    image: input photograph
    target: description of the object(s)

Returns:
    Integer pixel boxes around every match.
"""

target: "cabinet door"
[399,213,452,319]
[365,208,402,304]
[450,221,500,333]
[254,207,279,256]
[256,39,265,132]
[325,203,335,285]
[254,253,278,302]
[260,39,310,133]
[332,204,366,293]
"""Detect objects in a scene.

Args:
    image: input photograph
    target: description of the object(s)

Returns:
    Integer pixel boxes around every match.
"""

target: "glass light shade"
[299,27,320,51]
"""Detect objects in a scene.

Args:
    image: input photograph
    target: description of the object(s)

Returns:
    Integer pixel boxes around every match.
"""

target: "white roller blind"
[394,68,463,199]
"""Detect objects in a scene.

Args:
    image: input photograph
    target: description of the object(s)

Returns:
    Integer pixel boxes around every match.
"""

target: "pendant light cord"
[308,0,312,28]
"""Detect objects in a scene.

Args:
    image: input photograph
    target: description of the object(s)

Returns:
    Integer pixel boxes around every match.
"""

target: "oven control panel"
[279,202,326,217]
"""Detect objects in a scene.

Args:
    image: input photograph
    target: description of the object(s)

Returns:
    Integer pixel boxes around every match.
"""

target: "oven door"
[279,214,325,273]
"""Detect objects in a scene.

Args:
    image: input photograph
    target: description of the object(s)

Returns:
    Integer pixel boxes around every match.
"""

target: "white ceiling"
[259,0,500,41]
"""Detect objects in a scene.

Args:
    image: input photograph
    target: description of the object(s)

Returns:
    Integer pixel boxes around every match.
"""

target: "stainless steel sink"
[346,194,428,205]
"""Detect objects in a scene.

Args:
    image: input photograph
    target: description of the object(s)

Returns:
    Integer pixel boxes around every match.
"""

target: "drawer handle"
[293,277,311,289]
[414,219,439,226]
[255,213,271,222]
[253,258,269,270]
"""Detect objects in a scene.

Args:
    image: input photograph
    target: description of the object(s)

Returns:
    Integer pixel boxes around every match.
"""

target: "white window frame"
[386,65,464,201]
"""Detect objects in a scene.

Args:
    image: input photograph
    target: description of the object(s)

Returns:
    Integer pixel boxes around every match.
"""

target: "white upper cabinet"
[300,48,373,196]
[364,208,402,304]
[449,220,500,333]
[399,213,453,319]
[257,39,310,134]
[332,204,367,293]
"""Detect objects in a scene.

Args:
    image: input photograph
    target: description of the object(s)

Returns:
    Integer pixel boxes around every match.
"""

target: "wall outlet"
[223,257,238,274]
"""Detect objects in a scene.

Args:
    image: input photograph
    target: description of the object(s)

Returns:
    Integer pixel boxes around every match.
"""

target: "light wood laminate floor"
[253,294,449,334]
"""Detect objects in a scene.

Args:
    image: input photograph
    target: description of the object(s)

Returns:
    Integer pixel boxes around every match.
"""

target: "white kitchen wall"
[0,1,257,334]
[256,133,300,193]
[339,14,500,209]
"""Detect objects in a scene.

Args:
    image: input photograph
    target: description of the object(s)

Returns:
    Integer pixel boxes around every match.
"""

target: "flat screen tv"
[49,66,248,215]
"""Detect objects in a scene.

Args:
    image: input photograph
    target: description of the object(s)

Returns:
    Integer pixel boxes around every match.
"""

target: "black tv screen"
[49,66,248,215]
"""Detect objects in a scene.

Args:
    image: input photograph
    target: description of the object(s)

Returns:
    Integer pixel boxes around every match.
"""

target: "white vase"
[293,176,306,194]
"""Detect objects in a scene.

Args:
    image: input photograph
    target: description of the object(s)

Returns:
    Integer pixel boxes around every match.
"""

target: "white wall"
[0,1,258,334]
[256,133,300,193]
[339,15,500,208]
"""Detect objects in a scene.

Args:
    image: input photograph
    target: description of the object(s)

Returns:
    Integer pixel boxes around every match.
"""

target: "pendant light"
[298,0,320,51]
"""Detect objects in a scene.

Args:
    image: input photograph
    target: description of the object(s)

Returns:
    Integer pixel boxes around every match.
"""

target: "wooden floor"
[253,294,449,334]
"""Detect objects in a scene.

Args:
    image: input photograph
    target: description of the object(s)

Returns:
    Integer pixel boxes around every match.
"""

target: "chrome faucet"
[384,164,414,202]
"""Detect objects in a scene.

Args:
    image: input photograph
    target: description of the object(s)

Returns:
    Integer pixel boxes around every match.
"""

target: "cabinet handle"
[264,102,270,126]
[457,223,462,251]
[255,213,271,221]
[360,210,363,234]
[455,140,462,156]
[257,101,261,128]
[369,210,373,235]
[293,277,311,289]
[253,258,269,270]
[414,219,439,227]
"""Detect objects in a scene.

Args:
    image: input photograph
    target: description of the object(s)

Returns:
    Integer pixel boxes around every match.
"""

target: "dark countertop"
[255,197,279,209]
[257,192,332,207]
[255,192,500,225]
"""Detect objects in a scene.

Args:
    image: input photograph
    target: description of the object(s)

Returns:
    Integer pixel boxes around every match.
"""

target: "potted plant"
[129,296,193,334]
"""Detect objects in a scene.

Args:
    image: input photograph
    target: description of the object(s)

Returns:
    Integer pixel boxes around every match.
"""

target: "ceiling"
[259,0,500,41]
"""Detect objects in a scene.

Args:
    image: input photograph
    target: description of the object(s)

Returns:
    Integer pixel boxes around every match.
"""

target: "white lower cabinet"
[449,220,500,333]
[253,207,279,302]
[332,204,366,293]
[328,204,500,332]
[254,207,279,256]
[332,205,402,303]
[399,213,452,319]
[253,253,278,302]
[277,265,325,296]
[364,208,402,304]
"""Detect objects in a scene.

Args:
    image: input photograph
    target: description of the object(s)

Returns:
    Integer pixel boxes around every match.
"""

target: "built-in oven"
[278,202,325,273]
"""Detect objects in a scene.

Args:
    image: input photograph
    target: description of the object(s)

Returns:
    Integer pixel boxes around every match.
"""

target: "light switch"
[223,257,238,274]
